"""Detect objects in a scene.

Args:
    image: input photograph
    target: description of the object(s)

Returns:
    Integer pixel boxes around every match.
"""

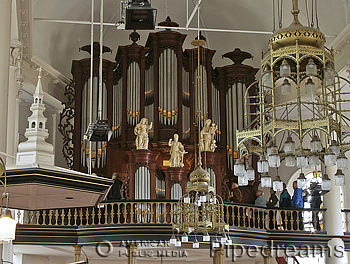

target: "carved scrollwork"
[120,169,130,200]
[113,66,123,85]
[58,80,75,169]
[220,167,230,201]
[135,162,150,170]
[158,44,178,58]
[145,50,154,70]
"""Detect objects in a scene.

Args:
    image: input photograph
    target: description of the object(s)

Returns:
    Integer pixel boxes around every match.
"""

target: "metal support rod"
[197,43,202,167]
[34,16,336,37]
[89,0,94,175]
[33,18,280,36]
[98,0,104,120]
[186,0,203,28]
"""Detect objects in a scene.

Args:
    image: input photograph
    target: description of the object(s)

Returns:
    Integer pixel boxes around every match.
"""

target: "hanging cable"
[315,0,319,29]
[280,0,283,28]
[311,0,314,27]
[165,0,168,18]
[277,0,280,28]
[278,0,283,29]
[273,0,276,32]
[305,0,310,27]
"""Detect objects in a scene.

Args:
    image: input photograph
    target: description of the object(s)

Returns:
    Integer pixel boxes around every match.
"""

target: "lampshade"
[273,175,283,192]
[325,66,335,85]
[334,169,345,186]
[226,236,232,246]
[337,152,348,170]
[175,238,181,247]
[203,233,210,242]
[193,238,199,248]
[310,135,322,152]
[268,148,280,168]
[262,71,272,88]
[305,77,316,94]
[285,154,296,167]
[220,234,227,244]
[281,78,292,95]
[238,174,248,186]
[309,152,320,167]
[266,144,273,158]
[170,235,176,245]
[324,148,336,167]
[261,173,272,188]
[181,233,188,242]
[212,239,220,248]
[296,151,308,168]
[234,159,245,177]
[257,157,269,173]
[284,136,295,153]
[0,209,16,243]
[245,164,255,181]
[321,174,331,191]
[329,140,340,157]
[297,173,306,189]
[306,58,317,76]
[280,59,291,77]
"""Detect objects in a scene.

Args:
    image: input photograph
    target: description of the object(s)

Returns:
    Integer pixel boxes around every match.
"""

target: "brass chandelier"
[170,37,228,248]
[235,0,350,191]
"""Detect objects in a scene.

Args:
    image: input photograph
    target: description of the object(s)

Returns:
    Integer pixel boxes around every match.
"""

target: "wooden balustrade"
[19,201,326,232]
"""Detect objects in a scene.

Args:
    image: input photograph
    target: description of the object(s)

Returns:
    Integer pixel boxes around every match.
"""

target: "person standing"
[267,188,278,230]
[255,190,267,228]
[309,182,322,231]
[292,180,304,230]
[279,183,292,230]
[230,182,243,203]
[107,172,123,201]
[230,182,243,226]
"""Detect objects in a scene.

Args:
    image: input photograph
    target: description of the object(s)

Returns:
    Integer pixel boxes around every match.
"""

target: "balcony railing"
[18,201,325,232]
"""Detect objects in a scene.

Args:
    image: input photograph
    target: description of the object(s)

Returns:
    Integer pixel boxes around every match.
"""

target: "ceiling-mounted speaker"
[125,0,157,30]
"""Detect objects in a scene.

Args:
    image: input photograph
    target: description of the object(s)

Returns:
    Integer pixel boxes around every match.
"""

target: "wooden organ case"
[59,17,258,201]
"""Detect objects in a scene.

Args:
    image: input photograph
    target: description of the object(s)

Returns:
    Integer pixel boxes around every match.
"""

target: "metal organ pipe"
[182,68,190,140]
[159,49,178,125]
[237,83,244,131]
[127,62,140,126]
[232,84,238,167]
[212,85,220,142]
[113,80,122,138]
[243,83,248,129]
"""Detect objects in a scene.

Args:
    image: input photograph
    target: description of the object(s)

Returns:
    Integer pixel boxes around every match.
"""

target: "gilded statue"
[168,134,187,167]
[199,119,217,152]
[134,118,152,150]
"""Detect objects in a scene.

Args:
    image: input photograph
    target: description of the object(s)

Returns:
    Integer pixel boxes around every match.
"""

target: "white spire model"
[17,68,54,166]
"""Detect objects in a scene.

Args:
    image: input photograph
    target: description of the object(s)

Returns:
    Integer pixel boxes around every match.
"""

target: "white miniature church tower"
[17,68,54,166]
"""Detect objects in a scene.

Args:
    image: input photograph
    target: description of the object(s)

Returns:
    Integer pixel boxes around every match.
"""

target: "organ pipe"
[135,166,151,199]
[158,49,178,125]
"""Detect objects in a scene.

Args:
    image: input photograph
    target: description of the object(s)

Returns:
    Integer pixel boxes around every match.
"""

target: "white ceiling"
[32,0,348,78]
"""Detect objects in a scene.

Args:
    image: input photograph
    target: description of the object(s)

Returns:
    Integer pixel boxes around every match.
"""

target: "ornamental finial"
[291,0,300,25]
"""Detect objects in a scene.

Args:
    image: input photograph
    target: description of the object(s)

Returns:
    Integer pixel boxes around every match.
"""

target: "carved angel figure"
[168,134,187,167]
[199,119,217,152]
[134,118,152,150]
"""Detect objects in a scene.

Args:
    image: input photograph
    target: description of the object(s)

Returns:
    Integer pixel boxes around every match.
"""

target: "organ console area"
[59,17,258,201]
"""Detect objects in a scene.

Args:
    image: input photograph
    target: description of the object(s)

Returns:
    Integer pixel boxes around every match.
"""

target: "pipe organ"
[60,17,258,201]
[69,43,116,174]
[216,49,259,176]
